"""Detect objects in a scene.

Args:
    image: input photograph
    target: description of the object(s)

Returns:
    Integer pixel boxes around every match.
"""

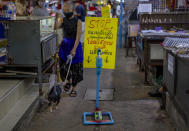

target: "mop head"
[83,111,114,125]
[95,111,102,121]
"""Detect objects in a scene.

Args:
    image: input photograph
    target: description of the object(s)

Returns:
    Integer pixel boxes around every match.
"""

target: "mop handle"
[96,72,100,109]
[96,49,102,109]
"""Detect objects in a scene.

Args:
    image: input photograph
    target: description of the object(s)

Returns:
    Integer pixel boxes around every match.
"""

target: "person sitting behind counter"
[32,0,49,16]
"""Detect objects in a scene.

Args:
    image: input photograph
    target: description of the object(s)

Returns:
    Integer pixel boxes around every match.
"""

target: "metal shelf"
[140,22,189,24]
[139,12,189,15]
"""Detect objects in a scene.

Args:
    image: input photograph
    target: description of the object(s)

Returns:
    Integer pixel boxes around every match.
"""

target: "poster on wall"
[84,17,118,69]
[138,3,152,13]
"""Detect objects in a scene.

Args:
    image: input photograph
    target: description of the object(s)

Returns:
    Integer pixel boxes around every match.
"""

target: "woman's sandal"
[69,90,77,97]
[64,83,71,92]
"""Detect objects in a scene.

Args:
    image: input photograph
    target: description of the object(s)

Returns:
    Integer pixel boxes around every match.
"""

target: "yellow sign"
[101,6,110,18]
[84,17,118,69]
[103,0,107,5]
[97,0,101,5]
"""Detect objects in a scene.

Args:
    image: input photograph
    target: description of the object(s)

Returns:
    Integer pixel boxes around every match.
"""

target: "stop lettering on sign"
[88,19,113,30]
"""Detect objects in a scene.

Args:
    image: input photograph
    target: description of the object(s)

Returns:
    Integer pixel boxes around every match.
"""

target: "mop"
[83,48,114,125]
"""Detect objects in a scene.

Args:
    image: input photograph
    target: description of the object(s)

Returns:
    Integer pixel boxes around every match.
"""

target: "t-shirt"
[32,7,49,16]
[76,4,85,22]
[62,17,78,39]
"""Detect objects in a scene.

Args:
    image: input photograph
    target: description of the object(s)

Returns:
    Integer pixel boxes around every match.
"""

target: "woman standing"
[55,1,83,97]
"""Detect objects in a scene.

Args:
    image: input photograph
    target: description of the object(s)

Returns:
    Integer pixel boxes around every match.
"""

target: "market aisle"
[27,49,175,131]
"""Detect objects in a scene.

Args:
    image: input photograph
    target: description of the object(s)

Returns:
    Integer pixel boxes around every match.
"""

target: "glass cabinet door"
[40,17,55,37]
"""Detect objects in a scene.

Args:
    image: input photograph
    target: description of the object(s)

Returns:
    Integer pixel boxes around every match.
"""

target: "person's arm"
[54,13,63,29]
[71,19,82,57]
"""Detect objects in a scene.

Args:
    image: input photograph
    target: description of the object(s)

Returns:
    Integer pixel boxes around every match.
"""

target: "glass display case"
[40,17,55,37]
[0,16,57,96]
[0,16,57,65]
[2,16,56,38]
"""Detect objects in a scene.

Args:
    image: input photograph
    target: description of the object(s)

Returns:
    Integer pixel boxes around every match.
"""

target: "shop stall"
[0,16,57,95]
[137,12,189,84]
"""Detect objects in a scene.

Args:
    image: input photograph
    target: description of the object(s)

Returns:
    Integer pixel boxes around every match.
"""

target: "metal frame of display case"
[137,34,164,84]
[163,50,176,96]
[0,16,58,96]
[137,33,189,84]
[163,49,189,128]
[139,12,189,30]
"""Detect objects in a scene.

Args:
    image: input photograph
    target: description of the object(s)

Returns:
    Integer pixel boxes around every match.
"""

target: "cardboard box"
[128,24,139,37]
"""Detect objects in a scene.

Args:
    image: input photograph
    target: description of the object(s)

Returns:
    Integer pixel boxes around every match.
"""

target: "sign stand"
[83,49,114,125]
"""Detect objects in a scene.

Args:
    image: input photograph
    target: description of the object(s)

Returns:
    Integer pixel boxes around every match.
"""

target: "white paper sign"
[168,54,174,75]
[138,4,152,13]
[150,44,164,60]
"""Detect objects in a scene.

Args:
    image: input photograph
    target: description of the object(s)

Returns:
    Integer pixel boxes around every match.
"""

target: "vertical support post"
[119,0,123,48]
[124,0,127,48]
[38,61,43,96]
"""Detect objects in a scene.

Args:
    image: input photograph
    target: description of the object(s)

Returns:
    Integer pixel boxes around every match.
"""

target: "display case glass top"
[0,16,53,21]
[0,16,56,38]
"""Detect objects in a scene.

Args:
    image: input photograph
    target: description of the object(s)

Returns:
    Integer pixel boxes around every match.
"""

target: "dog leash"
[65,54,73,83]
[57,54,73,87]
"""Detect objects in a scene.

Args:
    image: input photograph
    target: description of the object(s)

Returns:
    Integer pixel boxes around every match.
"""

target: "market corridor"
[27,49,175,131]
